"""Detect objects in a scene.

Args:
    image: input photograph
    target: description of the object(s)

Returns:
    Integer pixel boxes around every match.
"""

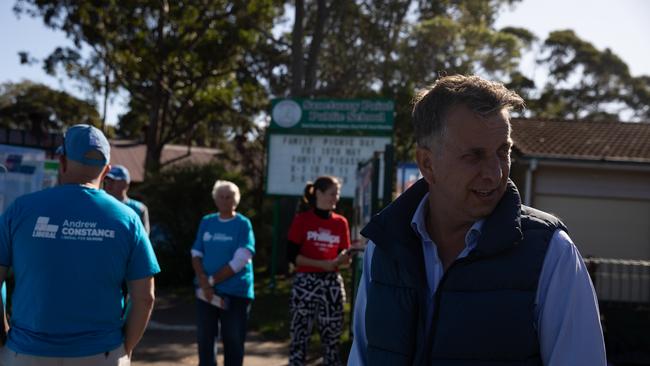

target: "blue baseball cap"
[106,165,130,183]
[61,124,110,166]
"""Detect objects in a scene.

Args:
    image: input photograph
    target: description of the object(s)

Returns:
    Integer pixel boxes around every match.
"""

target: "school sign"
[266,98,394,198]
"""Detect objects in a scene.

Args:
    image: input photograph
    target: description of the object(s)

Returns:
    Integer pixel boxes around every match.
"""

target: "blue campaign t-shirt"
[0,184,161,357]
[124,198,145,217]
[192,213,255,299]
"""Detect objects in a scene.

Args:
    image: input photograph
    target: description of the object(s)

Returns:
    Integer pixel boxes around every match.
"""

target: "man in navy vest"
[348,75,606,365]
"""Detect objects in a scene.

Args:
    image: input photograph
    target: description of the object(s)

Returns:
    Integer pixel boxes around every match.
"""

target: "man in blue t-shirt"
[104,165,150,234]
[0,124,160,365]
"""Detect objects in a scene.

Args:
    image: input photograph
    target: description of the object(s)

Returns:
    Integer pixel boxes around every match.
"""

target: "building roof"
[511,118,650,164]
[110,140,221,183]
[0,127,63,151]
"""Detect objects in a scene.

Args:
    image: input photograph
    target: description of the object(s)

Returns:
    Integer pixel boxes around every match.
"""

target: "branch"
[252,24,291,49]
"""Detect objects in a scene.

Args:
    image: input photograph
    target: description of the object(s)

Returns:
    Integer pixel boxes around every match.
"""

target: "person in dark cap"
[0,124,160,366]
[348,75,605,365]
[104,165,150,234]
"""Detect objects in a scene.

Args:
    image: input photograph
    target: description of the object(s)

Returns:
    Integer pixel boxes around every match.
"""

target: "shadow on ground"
[132,289,294,366]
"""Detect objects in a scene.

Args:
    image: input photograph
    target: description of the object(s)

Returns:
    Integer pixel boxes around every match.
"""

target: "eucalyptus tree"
[0,81,101,135]
[533,29,649,122]
[268,0,533,160]
[15,0,279,172]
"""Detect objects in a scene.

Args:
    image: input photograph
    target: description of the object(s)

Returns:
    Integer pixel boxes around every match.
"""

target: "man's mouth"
[472,189,496,198]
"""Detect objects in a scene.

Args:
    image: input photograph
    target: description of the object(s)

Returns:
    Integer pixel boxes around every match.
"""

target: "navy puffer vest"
[361,179,566,366]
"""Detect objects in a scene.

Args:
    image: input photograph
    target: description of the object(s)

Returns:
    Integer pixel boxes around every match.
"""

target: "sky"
[495,0,650,83]
[1,0,649,126]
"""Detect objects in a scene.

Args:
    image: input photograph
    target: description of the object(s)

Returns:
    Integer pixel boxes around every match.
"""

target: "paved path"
[131,291,319,366]
[133,329,290,366]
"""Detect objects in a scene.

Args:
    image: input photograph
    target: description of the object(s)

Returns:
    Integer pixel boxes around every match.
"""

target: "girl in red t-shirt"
[287,176,351,366]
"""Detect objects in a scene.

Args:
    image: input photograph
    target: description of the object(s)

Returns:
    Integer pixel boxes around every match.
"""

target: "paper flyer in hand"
[195,288,229,309]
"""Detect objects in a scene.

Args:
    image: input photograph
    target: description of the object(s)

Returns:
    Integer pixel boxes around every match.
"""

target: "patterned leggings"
[289,272,346,366]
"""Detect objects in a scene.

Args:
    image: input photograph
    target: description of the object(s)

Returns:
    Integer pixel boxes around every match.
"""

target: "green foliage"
[500,26,538,46]
[12,0,648,203]
[533,29,648,121]
[273,0,529,100]
[627,76,650,121]
[15,0,280,172]
[271,0,533,160]
[249,272,292,339]
[0,81,101,133]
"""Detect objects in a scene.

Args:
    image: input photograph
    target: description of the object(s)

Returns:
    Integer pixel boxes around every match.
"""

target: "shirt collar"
[410,192,485,250]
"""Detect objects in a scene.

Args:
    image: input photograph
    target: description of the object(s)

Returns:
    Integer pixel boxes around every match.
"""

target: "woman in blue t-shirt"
[191,180,255,366]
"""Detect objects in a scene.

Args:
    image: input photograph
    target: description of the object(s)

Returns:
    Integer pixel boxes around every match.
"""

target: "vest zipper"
[428,255,473,359]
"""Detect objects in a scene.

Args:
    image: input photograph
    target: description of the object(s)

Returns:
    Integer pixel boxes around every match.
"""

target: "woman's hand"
[322,251,352,271]
[124,344,133,360]
[202,286,215,302]
[335,250,352,269]
[197,272,214,301]
[322,260,339,272]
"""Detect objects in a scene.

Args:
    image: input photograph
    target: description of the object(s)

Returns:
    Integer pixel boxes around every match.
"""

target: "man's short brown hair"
[412,75,525,150]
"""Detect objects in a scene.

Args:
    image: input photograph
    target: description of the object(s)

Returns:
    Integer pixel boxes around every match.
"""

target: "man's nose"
[481,154,503,183]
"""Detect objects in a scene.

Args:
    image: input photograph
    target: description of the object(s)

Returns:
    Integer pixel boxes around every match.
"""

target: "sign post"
[266,98,394,283]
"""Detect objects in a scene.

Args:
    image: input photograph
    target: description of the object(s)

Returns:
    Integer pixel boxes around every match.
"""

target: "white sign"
[0,145,46,213]
[266,134,391,198]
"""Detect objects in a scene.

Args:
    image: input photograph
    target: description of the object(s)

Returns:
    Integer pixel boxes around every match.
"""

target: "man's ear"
[100,164,112,181]
[415,147,435,184]
[58,155,67,174]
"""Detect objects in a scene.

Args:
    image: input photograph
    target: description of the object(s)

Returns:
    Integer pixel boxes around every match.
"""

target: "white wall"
[532,165,650,260]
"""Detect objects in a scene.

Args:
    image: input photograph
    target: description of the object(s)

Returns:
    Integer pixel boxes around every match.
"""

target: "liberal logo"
[32,217,59,239]
[203,232,213,242]
[203,232,233,242]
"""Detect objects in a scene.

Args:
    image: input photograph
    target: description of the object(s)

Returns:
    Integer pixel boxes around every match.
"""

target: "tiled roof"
[110,140,220,182]
[511,118,650,163]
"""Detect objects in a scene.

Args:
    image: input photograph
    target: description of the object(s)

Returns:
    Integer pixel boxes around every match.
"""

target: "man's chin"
[469,205,498,220]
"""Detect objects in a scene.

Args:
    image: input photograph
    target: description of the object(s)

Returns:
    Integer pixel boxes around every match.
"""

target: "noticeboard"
[266,98,394,198]
[266,134,390,198]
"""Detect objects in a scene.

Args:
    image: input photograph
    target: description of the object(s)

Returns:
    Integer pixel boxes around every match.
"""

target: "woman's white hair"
[211,180,241,205]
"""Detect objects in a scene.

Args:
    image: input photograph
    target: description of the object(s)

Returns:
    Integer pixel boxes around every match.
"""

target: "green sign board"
[270,98,393,135]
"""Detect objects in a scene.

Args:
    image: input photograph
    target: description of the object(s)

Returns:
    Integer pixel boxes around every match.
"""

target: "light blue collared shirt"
[348,193,606,366]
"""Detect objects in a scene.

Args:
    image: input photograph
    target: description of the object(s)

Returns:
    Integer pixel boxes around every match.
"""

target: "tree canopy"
[15,0,279,172]
[533,29,649,122]
[0,81,102,135]
[13,0,650,169]
[266,0,534,160]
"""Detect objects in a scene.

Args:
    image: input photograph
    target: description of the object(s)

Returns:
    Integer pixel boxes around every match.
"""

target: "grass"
[248,271,292,339]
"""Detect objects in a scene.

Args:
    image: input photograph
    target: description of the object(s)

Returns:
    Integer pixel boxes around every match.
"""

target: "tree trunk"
[145,85,163,174]
[303,0,331,96]
[144,1,168,175]
[290,0,305,96]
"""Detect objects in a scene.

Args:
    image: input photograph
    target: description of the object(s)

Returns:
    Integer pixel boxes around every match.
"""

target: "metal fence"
[584,257,650,304]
